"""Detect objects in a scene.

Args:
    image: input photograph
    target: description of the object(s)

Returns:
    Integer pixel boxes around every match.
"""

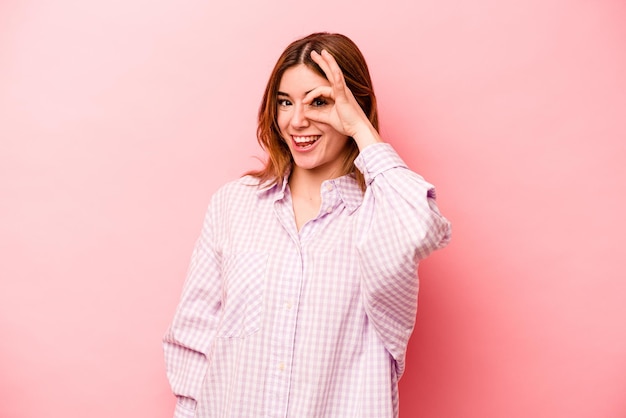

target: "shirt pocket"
[218,251,267,338]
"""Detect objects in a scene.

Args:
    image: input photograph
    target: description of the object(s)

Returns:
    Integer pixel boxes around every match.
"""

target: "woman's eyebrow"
[277,89,316,97]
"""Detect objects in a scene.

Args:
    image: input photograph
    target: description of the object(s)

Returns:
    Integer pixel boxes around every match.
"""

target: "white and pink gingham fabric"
[163,143,451,418]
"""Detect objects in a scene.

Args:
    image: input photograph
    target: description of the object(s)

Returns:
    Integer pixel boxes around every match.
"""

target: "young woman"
[163,32,451,418]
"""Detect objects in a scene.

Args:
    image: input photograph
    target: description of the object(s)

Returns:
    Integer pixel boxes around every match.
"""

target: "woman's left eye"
[311,98,327,107]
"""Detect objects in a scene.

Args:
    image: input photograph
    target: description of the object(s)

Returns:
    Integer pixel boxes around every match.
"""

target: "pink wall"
[1,0,625,417]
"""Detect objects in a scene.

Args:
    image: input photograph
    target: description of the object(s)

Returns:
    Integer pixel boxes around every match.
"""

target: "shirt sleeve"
[354,142,451,377]
[162,201,223,415]
[174,396,198,418]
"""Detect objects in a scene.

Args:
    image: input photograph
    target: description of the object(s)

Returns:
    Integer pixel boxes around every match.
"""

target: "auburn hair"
[247,32,379,192]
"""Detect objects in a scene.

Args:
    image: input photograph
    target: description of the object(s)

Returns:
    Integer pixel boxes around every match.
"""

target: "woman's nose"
[290,103,310,128]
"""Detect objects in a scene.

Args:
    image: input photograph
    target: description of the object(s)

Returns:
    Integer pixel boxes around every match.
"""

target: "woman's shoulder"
[214,175,259,194]
[205,175,277,223]
[211,175,273,202]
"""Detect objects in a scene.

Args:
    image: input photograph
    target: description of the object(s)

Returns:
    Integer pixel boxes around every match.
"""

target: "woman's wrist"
[352,121,383,150]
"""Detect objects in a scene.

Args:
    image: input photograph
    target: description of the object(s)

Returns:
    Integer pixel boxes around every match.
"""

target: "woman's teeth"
[293,136,320,147]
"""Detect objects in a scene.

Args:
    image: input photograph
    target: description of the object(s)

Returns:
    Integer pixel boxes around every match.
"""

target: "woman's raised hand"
[304,50,382,148]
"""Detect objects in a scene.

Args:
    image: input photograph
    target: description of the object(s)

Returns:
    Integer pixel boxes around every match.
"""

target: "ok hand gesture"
[303,50,382,149]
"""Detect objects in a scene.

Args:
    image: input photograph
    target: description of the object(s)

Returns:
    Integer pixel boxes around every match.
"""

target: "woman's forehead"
[278,64,329,96]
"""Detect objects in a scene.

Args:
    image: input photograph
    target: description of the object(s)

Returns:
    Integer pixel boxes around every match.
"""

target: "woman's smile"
[291,135,321,150]
[277,64,350,176]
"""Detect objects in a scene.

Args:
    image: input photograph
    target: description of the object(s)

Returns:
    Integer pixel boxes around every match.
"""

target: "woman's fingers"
[321,50,348,98]
[302,86,333,124]
[311,50,348,101]
[310,50,332,80]
[309,49,370,137]
[302,85,333,102]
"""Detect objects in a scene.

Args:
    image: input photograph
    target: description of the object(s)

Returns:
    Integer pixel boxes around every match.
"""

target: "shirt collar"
[325,174,363,214]
[255,170,363,214]
[255,173,289,200]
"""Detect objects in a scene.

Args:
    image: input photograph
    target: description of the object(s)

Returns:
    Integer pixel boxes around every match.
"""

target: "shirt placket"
[265,195,303,418]
[265,182,340,417]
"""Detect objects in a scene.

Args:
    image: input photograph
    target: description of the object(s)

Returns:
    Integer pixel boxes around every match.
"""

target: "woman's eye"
[277,99,292,107]
[311,98,327,107]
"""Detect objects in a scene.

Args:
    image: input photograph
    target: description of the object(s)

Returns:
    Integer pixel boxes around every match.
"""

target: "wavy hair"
[247,32,379,192]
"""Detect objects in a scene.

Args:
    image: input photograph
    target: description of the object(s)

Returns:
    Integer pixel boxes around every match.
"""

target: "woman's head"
[252,32,378,190]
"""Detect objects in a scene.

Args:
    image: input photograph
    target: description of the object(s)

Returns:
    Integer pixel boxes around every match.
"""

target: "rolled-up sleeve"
[355,143,451,376]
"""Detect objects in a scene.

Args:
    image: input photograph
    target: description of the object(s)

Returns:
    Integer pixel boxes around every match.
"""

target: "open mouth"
[292,135,320,150]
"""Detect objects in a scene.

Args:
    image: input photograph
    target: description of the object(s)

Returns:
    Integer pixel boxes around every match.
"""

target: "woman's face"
[276,64,350,179]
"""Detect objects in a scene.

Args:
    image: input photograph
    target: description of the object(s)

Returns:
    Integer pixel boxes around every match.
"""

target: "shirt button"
[325,183,333,192]
[285,301,293,311]
[278,362,285,371]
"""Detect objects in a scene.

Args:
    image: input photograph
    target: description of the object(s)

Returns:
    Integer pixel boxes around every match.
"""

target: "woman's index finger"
[315,49,347,98]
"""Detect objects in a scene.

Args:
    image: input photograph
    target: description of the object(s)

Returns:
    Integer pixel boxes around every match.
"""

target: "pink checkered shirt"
[163,143,451,418]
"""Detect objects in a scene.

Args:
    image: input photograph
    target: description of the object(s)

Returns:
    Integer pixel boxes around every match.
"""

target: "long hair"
[247,32,379,192]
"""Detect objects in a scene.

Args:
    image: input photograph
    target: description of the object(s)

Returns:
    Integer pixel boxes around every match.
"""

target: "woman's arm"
[355,143,451,377]
[163,205,223,417]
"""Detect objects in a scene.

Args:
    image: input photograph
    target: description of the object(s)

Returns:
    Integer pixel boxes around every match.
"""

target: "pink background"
[1,0,625,417]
